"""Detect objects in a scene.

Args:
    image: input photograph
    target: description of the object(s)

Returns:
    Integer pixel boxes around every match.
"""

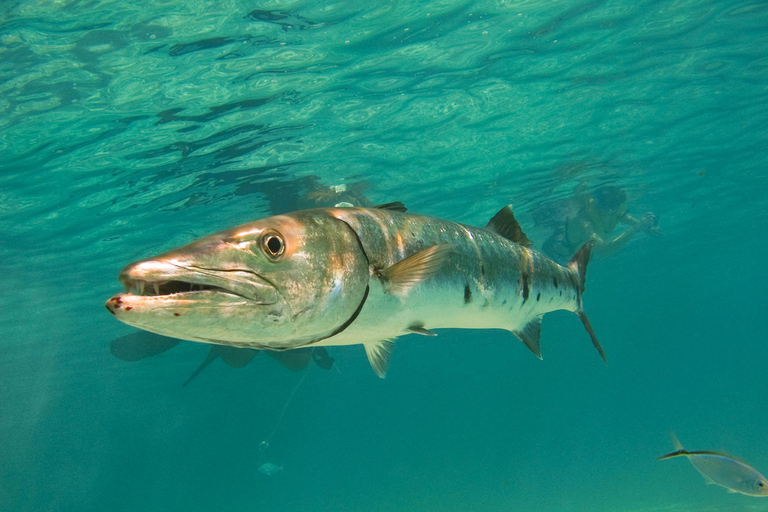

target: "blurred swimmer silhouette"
[541,182,660,263]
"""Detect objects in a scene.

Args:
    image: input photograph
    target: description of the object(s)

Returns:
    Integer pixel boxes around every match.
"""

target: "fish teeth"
[153,283,160,295]
[138,281,145,295]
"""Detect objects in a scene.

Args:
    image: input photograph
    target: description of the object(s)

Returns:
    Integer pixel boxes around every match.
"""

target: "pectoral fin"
[378,244,454,296]
[363,339,395,378]
[511,315,543,359]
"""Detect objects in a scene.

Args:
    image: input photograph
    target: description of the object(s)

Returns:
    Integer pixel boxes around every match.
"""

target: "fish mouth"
[116,260,279,305]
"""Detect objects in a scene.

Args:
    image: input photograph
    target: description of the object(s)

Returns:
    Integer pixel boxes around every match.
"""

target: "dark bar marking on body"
[521,272,530,304]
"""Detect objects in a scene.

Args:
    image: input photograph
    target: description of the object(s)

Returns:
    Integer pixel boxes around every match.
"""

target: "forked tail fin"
[567,240,593,293]
[658,432,688,460]
[568,241,607,363]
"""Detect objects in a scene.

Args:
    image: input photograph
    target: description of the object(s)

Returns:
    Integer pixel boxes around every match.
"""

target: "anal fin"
[407,323,436,336]
[512,315,543,359]
[363,339,395,378]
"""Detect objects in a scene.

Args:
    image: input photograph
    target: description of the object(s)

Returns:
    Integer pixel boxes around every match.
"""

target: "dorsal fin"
[486,205,534,248]
[374,202,407,212]
[512,315,543,358]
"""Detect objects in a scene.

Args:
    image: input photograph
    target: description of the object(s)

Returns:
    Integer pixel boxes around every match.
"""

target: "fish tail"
[567,240,593,293]
[567,241,606,363]
[658,449,689,461]
[658,432,688,460]
[670,431,685,451]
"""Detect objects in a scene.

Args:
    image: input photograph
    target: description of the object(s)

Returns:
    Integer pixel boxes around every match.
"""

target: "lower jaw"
[111,290,257,305]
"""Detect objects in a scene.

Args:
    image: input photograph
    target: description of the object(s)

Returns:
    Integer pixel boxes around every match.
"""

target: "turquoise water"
[2,0,768,510]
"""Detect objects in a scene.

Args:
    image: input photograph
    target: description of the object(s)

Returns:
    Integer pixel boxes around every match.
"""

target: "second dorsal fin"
[486,205,533,248]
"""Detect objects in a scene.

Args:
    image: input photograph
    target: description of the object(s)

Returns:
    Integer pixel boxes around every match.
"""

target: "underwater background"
[2,0,768,511]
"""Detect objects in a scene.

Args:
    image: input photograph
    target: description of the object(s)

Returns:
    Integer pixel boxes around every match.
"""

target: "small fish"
[659,434,768,497]
[258,462,284,476]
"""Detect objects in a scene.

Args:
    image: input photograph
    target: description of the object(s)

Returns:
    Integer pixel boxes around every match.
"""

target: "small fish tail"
[670,431,685,452]
[658,432,688,460]
[658,449,689,461]
[567,241,606,363]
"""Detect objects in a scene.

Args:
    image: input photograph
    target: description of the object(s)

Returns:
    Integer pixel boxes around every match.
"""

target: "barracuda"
[105,203,605,377]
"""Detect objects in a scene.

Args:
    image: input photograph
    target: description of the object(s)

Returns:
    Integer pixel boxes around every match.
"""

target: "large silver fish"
[105,203,605,377]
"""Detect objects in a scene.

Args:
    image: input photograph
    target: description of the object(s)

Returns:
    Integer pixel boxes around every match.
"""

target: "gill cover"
[211,210,371,347]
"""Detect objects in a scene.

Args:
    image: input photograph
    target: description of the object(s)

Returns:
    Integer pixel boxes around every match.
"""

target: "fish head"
[106,210,370,348]
[754,476,768,495]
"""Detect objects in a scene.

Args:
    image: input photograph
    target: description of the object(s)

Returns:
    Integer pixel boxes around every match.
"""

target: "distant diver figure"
[257,442,284,476]
[254,368,312,480]
[258,462,284,477]
[659,433,768,497]
[542,183,659,263]
[263,367,312,447]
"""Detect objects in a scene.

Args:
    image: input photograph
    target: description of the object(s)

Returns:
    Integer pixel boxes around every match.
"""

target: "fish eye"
[261,231,285,260]
[759,482,765,487]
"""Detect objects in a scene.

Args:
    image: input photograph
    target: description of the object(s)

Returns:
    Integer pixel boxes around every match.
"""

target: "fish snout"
[118,259,183,290]
[105,295,122,315]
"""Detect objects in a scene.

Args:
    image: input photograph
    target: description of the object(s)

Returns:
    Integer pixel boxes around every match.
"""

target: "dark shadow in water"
[110,331,335,387]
